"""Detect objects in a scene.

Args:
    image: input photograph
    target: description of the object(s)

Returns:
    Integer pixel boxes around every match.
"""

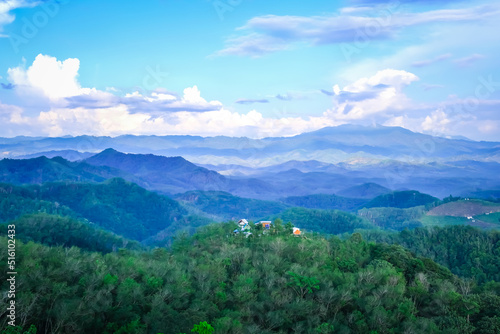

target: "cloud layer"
[1,54,499,141]
[215,5,499,57]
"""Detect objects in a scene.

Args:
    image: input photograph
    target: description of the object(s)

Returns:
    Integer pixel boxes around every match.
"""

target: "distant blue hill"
[1,124,499,199]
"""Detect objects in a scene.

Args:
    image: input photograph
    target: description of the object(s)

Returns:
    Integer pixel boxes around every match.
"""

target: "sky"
[0,0,499,140]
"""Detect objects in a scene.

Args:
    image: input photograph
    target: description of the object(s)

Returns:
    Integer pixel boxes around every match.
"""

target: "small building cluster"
[233,219,301,237]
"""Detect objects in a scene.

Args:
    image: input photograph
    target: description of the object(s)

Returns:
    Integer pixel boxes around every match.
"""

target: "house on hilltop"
[255,221,272,230]
[237,219,250,230]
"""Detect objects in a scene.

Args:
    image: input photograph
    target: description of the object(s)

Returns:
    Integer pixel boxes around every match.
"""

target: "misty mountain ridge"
[0,124,498,199]
[1,125,499,165]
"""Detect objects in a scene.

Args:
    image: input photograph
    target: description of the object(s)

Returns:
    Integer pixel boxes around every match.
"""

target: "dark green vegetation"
[174,191,288,220]
[0,213,142,253]
[357,206,427,231]
[2,222,500,333]
[0,179,211,242]
[362,225,500,284]
[266,207,375,235]
[363,191,439,209]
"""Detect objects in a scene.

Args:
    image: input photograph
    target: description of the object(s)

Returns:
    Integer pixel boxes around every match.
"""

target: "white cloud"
[8,54,94,100]
[7,54,224,113]
[123,85,222,113]
[8,104,337,138]
[325,69,419,120]
[2,54,337,138]
[0,0,43,36]
[2,55,500,141]
[421,109,451,133]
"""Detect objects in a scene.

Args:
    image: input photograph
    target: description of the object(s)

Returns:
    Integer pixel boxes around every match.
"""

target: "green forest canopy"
[2,221,500,334]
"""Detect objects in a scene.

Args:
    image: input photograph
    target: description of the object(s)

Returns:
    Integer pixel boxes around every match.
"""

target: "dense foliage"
[357,206,426,230]
[0,183,77,223]
[0,179,189,241]
[265,207,375,235]
[280,194,367,212]
[362,225,500,284]
[174,191,288,220]
[363,191,439,209]
[2,222,500,333]
[0,213,142,253]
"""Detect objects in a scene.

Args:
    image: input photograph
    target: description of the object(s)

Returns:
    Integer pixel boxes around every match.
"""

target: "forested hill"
[264,207,376,235]
[0,155,130,184]
[0,179,192,241]
[362,225,500,284]
[2,222,500,333]
[174,190,289,220]
[363,190,439,209]
[0,213,142,253]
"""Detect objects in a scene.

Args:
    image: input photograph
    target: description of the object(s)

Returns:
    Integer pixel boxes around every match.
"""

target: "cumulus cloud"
[2,54,337,138]
[421,109,451,133]
[215,5,499,57]
[3,56,499,141]
[1,64,429,138]
[8,54,94,100]
[7,54,223,113]
[122,86,223,113]
[8,104,340,138]
[324,69,419,120]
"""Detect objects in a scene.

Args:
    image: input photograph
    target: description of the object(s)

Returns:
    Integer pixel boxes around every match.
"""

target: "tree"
[287,271,320,298]
[191,321,214,334]
[1,325,37,334]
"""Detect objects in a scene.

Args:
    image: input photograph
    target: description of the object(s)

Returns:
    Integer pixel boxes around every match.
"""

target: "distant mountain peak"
[98,148,120,155]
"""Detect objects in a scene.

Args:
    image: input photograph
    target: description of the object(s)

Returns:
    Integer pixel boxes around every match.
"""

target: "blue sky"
[0,0,499,140]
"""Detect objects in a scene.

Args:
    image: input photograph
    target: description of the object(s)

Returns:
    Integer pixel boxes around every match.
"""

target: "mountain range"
[0,124,499,199]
